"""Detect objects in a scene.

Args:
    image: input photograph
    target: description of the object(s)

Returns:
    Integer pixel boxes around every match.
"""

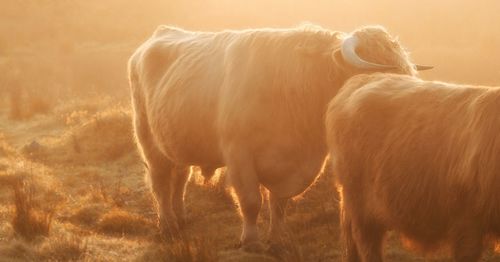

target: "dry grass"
[1,97,499,261]
[68,204,106,227]
[266,231,304,262]
[0,233,87,261]
[37,235,87,261]
[0,239,37,261]
[11,179,54,241]
[97,208,154,236]
[21,106,137,165]
[141,237,218,262]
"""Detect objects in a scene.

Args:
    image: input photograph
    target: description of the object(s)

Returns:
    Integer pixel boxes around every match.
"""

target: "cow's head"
[336,25,432,76]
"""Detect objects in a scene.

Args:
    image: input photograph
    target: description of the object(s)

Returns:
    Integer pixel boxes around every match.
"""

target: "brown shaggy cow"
[128,25,427,251]
[326,73,500,261]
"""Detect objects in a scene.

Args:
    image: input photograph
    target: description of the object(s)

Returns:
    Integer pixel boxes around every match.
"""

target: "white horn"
[341,35,397,70]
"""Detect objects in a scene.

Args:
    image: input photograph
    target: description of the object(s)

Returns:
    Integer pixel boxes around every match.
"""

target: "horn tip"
[415,64,434,71]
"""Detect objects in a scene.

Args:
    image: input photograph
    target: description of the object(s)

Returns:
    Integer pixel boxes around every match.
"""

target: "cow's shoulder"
[135,27,194,65]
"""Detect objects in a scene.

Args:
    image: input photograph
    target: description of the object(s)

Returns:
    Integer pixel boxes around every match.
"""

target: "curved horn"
[415,64,434,71]
[341,35,397,70]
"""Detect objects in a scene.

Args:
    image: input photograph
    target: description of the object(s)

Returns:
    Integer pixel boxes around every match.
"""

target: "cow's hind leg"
[132,96,181,239]
[149,161,182,238]
[138,141,180,238]
[225,147,263,252]
[341,189,384,262]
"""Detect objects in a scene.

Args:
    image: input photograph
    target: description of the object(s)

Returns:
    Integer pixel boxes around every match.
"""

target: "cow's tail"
[127,51,140,93]
[127,51,149,167]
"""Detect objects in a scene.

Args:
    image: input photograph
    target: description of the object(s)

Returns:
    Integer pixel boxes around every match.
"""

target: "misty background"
[1,0,499,105]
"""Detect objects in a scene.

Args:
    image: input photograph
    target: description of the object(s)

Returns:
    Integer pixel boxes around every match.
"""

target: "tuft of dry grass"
[141,237,218,262]
[11,179,54,241]
[0,238,37,261]
[85,172,132,208]
[266,232,304,262]
[166,237,218,262]
[97,208,153,236]
[65,110,91,127]
[69,204,106,227]
[37,235,87,261]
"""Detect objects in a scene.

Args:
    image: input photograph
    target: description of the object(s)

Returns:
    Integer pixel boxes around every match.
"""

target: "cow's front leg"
[225,149,263,252]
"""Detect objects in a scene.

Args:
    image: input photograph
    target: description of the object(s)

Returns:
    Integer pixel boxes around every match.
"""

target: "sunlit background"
[2,0,499,102]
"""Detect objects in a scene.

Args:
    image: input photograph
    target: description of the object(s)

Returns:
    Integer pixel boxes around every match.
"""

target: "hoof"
[158,220,181,241]
[266,241,302,261]
[240,241,265,253]
[159,229,181,242]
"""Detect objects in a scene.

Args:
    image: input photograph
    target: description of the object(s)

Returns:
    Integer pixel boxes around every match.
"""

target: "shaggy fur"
[326,73,500,261]
[127,24,417,249]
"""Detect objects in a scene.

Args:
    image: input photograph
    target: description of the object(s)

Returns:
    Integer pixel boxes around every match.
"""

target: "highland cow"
[128,25,428,251]
[326,73,500,261]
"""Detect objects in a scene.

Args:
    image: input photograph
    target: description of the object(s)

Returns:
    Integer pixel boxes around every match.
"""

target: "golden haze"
[0,1,499,261]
